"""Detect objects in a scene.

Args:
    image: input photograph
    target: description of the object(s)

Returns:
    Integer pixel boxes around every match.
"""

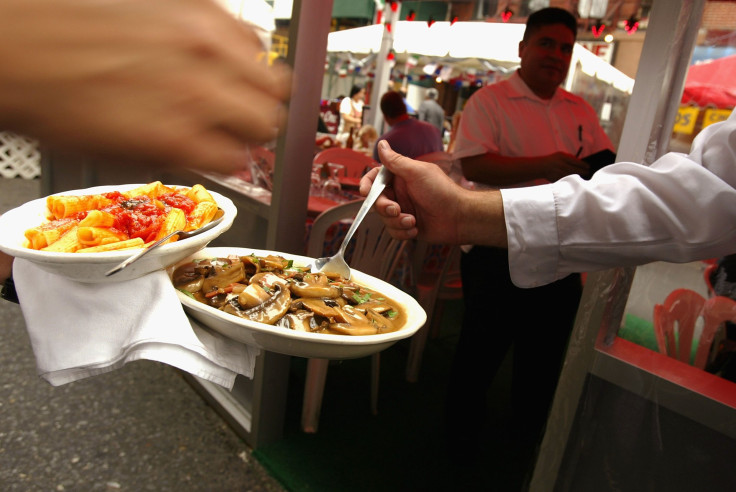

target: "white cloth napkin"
[13,258,259,389]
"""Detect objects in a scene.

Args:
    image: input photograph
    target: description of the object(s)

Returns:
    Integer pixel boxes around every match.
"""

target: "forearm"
[341,114,361,125]
[0,252,12,284]
[456,188,508,248]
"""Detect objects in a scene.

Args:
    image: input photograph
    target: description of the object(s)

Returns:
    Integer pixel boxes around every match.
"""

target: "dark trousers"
[445,246,582,447]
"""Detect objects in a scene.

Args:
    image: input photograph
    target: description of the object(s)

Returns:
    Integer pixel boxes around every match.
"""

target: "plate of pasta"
[0,182,237,283]
[169,248,426,359]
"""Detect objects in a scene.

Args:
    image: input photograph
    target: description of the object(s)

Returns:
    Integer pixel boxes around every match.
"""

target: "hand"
[542,152,591,181]
[0,0,291,174]
[0,251,12,284]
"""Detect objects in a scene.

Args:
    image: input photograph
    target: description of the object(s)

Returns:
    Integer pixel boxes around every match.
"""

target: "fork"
[310,166,392,279]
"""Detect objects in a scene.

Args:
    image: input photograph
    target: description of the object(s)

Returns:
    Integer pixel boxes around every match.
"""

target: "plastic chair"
[653,288,736,369]
[301,199,407,433]
[404,241,463,382]
[245,146,275,190]
[313,147,378,179]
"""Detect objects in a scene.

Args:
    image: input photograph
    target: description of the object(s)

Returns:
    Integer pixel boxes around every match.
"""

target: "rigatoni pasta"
[24,182,220,253]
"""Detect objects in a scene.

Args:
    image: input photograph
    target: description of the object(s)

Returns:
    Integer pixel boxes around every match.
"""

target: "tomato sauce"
[93,192,197,243]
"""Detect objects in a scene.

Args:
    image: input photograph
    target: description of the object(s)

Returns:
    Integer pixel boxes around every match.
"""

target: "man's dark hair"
[523,7,577,41]
[380,91,408,119]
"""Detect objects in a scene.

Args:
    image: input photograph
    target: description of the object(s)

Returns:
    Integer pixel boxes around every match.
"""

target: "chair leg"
[301,358,329,433]
[370,353,380,415]
[406,321,430,383]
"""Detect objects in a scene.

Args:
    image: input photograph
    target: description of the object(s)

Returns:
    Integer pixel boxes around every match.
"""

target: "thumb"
[377,140,412,178]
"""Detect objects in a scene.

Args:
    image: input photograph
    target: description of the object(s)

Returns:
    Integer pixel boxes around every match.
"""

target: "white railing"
[0,131,41,179]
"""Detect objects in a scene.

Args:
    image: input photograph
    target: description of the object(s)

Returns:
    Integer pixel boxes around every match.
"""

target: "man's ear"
[518,40,526,57]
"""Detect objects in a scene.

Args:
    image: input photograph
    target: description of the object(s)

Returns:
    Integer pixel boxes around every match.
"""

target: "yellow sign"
[673,106,699,134]
[703,108,731,128]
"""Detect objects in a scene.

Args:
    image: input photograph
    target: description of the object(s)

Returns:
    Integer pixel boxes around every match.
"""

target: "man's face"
[518,23,575,98]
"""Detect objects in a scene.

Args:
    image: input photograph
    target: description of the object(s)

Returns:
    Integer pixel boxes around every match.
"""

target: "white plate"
[169,247,427,359]
[0,184,237,283]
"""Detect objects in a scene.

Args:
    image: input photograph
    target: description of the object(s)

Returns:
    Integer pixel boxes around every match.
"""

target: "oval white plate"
[0,184,237,283]
[169,247,427,359]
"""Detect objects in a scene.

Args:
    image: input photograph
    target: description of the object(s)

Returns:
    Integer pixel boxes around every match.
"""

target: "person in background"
[417,88,446,134]
[353,125,378,155]
[0,0,291,288]
[447,6,616,461]
[372,91,443,161]
[336,85,365,146]
[399,89,416,117]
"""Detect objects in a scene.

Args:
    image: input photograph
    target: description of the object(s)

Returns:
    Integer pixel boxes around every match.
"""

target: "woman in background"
[336,85,365,146]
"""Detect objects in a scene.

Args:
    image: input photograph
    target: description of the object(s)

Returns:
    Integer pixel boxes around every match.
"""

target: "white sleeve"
[503,110,736,288]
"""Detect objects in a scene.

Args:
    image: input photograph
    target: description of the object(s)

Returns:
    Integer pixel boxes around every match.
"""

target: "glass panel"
[616,5,736,395]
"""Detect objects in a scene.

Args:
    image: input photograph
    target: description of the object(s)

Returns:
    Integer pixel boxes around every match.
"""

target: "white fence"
[0,131,41,179]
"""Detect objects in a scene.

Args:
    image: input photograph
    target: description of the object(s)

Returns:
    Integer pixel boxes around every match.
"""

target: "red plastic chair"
[653,288,736,369]
[313,147,378,180]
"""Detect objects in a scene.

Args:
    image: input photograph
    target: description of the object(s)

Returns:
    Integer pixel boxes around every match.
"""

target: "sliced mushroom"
[201,259,245,293]
[337,305,371,325]
[291,281,340,299]
[238,283,271,309]
[298,298,341,319]
[223,284,291,325]
[277,312,318,332]
[171,265,205,293]
[365,308,396,333]
[328,323,379,336]
[354,300,395,315]
[261,255,291,271]
[250,272,288,290]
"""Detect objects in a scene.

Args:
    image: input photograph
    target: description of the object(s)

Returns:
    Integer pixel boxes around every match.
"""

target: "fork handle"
[338,166,392,256]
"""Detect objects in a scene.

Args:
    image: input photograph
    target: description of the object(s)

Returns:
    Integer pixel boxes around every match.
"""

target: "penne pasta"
[186,184,216,204]
[186,201,218,231]
[24,182,219,253]
[47,194,114,219]
[24,218,78,249]
[154,208,187,242]
[79,210,116,228]
[77,237,145,253]
[123,181,169,200]
[77,226,127,247]
[41,226,82,253]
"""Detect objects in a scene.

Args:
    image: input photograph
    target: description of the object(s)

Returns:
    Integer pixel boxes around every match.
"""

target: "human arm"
[361,141,508,247]
[366,112,736,289]
[505,110,736,287]
[0,0,290,174]
[0,251,12,284]
[460,151,591,186]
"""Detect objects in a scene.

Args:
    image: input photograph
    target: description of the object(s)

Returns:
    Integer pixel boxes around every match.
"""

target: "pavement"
[0,177,285,491]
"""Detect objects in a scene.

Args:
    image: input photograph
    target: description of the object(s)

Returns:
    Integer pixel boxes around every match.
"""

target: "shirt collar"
[507,70,575,105]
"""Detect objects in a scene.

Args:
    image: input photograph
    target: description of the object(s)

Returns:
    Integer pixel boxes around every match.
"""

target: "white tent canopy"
[327,21,526,63]
[327,20,634,94]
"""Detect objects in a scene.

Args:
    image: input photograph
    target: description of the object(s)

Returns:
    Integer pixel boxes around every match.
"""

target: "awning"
[681,54,736,108]
[327,21,526,64]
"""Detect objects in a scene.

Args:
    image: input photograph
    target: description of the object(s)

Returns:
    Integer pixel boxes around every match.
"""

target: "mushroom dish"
[171,253,406,336]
